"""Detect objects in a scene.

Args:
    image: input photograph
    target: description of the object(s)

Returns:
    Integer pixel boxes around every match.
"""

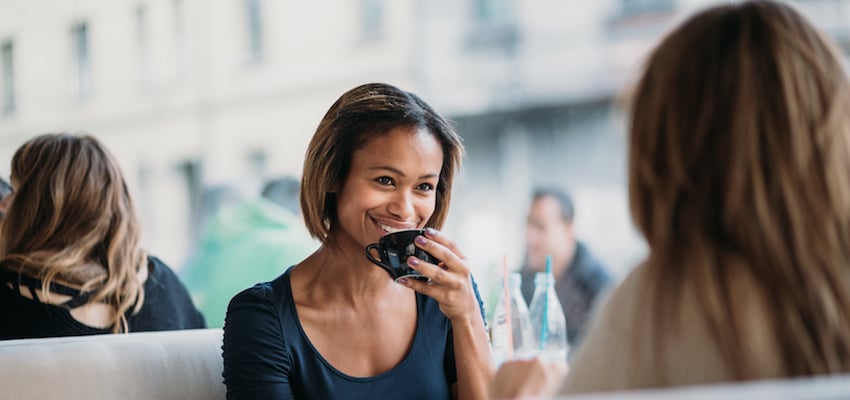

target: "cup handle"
[365,244,393,276]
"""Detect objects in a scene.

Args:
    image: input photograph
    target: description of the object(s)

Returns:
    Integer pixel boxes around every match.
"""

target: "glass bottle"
[527,272,569,369]
[489,273,535,367]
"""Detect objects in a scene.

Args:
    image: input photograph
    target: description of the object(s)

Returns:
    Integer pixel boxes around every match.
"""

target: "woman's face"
[333,125,443,253]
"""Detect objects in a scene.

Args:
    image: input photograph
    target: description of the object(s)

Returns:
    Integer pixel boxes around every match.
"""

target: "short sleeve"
[222,284,295,400]
[471,276,487,325]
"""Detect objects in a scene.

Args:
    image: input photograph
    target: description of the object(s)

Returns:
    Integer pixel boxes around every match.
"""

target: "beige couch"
[0,328,225,400]
[2,327,849,400]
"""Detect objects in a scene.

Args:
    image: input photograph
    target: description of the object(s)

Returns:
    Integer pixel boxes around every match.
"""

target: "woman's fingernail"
[415,235,427,245]
[424,227,437,237]
[408,256,420,266]
[397,278,409,285]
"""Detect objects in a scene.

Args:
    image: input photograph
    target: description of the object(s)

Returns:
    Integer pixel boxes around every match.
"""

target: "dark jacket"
[520,241,612,347]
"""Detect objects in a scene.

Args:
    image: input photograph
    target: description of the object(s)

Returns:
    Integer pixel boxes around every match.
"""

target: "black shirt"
[223,269,488,400]
[0,256,205,340]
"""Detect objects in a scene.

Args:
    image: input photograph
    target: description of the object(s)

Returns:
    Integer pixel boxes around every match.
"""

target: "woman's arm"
[401,228,494,400]
[448,302,494,400]
[222,284,295,400]
[490,358,566,399]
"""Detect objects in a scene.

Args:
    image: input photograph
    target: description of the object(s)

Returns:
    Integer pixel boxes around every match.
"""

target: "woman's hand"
[490,359,567,400]
[400,227,493,400]
[399,227,479,323]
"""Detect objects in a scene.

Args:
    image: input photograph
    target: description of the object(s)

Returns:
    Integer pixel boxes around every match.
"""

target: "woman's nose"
[387,190,415,220]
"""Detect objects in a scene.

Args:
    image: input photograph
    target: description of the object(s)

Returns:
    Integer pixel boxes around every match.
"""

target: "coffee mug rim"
[379,228,426,242]
[394,272,431,283]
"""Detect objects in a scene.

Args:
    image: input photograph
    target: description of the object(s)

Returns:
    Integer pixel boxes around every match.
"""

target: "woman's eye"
[417,183,435,192]
[375,176,393,186]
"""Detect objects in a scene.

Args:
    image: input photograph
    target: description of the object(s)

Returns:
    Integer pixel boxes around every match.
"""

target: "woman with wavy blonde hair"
[491,1,850,397]
[0,133,204,338]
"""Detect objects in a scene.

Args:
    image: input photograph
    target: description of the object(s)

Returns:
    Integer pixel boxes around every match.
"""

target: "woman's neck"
[295,240,398,303]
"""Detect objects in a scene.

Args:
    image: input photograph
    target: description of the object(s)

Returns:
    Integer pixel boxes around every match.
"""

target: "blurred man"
[519,187,612,347]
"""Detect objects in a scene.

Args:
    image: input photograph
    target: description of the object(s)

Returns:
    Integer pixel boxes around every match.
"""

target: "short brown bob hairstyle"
[300,83,464,246]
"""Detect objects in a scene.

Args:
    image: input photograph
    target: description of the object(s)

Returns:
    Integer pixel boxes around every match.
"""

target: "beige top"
[560,263,785,394]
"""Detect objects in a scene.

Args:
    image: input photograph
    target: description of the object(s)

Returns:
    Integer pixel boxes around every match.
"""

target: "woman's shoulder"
[132,255,206,330]
[145,255,176,281]
[144,255,196,296]
[223,271,295,363]
[227,269,293,315]
[559,264,657,393]
[585,263,651,323]
[562,262,736,394]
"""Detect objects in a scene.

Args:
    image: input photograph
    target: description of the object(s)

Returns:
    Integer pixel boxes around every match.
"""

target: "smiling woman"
[334,126,442,248]
[222,83,493,400]
[299,83,464,248]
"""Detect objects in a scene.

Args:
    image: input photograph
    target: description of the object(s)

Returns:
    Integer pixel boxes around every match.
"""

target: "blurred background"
[0,0,848,314]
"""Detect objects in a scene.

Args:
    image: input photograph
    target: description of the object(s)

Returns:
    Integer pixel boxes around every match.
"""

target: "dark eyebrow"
[368,166,439,180]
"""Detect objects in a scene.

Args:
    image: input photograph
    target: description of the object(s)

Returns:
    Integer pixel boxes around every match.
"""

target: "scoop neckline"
[283,269,423,382]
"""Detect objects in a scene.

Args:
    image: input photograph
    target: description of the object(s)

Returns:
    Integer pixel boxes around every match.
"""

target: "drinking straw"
[540,255,551,351]
[503,254,514,359]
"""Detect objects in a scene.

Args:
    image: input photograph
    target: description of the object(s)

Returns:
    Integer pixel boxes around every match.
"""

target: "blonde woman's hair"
[300,83,464,248]
[0,133,146,333]
[629,1,850,377]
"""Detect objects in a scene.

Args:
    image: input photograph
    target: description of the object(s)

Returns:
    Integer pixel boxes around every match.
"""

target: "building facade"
[0,0,846,287]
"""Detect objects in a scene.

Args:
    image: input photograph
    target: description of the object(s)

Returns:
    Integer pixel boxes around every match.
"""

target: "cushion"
[0,329,225,400]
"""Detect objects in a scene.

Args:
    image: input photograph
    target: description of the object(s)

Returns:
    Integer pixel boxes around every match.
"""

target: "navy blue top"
[222,269,485,400]
[0,255,205,340]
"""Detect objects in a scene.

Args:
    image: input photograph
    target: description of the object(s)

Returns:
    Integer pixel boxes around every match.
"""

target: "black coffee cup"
[365,229,439,282]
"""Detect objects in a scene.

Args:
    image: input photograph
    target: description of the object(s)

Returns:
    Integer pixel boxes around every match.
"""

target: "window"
[71,22,92,100]
[245,0,264,62]
[173,0,188,77]
[620,0,675,16]
[1,41,14,113]
[474,0,513,26]
[360,0,384,43]
[178,160,202,240]
[467,0,518,51]
[136,4,151,86]
[248,150,267,178]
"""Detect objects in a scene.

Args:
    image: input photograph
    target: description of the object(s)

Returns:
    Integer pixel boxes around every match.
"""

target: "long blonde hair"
[1,133,147,333]
[630,1,850,377]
